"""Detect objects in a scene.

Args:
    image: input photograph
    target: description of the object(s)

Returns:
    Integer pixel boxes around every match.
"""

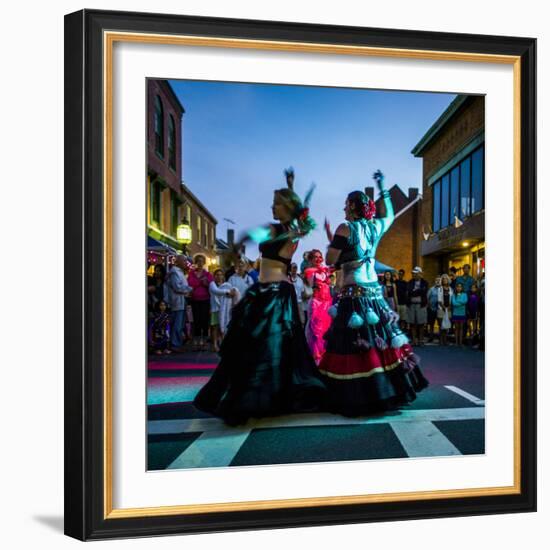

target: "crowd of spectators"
[385,263,485,349]
[147,254,256,354]
[290,255,485,350]
[148,253,484,354]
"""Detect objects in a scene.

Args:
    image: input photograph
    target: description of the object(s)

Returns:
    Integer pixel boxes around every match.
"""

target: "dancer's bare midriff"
[259,257,291,283]
[340,260,379,286]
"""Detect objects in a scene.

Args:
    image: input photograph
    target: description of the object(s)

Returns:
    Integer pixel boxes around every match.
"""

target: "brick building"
[147,79,218,267]
[365,184,422,277]
[411,95,485,283]
[179,183,218,267]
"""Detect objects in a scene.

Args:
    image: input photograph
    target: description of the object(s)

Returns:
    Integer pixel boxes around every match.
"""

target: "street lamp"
[177,218,192,254]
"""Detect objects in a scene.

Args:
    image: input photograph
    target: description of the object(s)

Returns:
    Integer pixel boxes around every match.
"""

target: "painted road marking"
[444,385,485,406]
[149,406,485,436]
[167,429,251,469]
[390,421,462,457]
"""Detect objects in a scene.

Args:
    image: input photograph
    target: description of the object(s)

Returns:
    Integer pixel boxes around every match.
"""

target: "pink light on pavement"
[148,361,216,371]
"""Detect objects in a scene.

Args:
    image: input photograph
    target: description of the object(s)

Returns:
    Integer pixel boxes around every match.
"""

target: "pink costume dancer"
[304,250,333,364]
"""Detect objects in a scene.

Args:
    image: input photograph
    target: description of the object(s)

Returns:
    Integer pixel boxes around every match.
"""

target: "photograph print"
[146,78,485,471]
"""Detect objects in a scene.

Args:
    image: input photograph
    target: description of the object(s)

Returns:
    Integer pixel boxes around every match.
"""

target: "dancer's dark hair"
[346,190,376,220]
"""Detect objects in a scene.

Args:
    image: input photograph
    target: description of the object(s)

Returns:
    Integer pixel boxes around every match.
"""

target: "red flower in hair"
[298,207,310,221]
[362,200,376,220]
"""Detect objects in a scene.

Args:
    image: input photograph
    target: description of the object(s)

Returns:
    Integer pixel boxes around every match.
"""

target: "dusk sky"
[168,79,456,261]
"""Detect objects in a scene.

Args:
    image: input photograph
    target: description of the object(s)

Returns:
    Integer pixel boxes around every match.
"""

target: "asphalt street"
[147,344,485,470]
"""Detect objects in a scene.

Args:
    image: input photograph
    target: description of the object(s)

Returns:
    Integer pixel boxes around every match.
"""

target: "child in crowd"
[300,251,310,273]
[209,269,238,353]
[228,258,254,303]
[451,282,468,346]
[381,270,398,311]
[148,300,171,355]
[185,304,193,341]
[438,274,453,346]
[467,282,481,344]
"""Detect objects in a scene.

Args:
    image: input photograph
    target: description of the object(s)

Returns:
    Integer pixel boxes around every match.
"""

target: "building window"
[432,144,484,232]
[450,166,460,223]
[170,191,178,236]
[186,204,191,223]
[197,216,202,244]
[441,174,450,229]
[154,96,164,157]
[433,181,441,232]
[471,147,484,214]
[168,115,176,170]
[150,180,161,225]
[460,156,471,218]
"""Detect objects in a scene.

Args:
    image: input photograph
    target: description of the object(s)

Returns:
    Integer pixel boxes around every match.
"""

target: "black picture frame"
[64,9,536,541]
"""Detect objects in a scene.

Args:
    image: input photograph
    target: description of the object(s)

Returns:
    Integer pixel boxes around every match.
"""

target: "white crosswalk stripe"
[444,385,485,406]
[390,421,462,457]
[155,405,484,470]
[167,429,251,469]
[148,406,485,436]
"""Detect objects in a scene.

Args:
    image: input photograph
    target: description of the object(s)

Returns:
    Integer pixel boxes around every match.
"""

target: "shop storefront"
[147,236,178,276]
[418,210,485,280]
[412,95,485,283]
[448,243,485,278]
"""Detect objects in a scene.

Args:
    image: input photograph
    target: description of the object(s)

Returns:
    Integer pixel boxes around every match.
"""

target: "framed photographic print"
[64,9,536,541]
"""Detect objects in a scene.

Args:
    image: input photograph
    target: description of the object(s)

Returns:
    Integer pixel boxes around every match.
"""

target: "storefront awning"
[375,260,396,274]
[147,236,177,255]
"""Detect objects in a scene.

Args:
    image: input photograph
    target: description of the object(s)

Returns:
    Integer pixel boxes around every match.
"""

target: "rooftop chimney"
[227,228,235,246]
[408,188,419,201]
[364,186,374,201]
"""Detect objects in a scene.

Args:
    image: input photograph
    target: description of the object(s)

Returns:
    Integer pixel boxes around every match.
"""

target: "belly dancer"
[304,250,333,364]
[194,168,327,425]
[319,170,428,416]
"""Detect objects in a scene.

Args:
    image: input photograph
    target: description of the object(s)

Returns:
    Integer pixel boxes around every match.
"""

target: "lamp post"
[176,218,192,255]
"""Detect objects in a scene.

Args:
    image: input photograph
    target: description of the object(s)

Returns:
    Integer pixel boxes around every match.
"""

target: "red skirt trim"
[319,344,414,379]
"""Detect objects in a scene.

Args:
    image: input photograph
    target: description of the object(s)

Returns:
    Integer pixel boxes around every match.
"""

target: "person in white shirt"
[288,262,306,326]
[209,269,238,352]
[227,259,254,303]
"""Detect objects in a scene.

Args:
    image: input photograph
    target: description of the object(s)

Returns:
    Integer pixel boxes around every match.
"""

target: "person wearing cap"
[407,266,429,346]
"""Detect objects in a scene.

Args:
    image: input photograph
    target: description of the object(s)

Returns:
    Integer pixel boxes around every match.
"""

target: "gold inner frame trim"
[103,30,522,519]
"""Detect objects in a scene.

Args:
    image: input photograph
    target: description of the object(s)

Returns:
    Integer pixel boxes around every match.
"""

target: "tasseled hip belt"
[338,283,382,299]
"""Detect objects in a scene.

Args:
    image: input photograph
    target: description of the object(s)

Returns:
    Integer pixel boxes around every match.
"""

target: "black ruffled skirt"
[194,281,327,424]
[319,282,428,416]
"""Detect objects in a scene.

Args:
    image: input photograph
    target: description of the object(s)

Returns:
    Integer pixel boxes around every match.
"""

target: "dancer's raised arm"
[372,169,394,238]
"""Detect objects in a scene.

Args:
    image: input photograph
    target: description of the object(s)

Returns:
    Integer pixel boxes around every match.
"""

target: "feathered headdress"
[273,167,317,238]
[296,182,315,221]
[284,167,295,190]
